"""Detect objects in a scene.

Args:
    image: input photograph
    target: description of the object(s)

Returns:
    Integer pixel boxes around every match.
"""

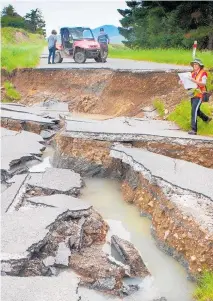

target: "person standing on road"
[47,30,57,64]
[188,58,212,135]
[97,28,110,62]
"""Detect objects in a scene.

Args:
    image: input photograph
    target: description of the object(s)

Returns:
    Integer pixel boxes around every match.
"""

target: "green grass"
[109,45,213,69]
[153,99,165,117]
[207,72,213,92]
[168,100,213,136]
[2,44,45,72]
[1,27,45,72]
[2,80,21,102]
[193,271,213,301]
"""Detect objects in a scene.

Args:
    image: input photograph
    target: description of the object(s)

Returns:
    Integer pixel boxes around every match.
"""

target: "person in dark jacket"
[97,28,110,62]
[47,29,57,64]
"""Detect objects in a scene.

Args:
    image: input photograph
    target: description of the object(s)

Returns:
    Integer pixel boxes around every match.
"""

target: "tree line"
[118,1,213,50]
[1,4,46,36]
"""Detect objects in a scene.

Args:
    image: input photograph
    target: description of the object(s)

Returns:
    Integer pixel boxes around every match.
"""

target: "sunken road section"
[52,115,213,278]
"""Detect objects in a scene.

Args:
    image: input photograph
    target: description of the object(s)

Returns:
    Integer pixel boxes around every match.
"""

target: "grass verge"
[193,271,213,301]
[168,100,213,136]
[153,99,165,117]
[109,45,213,69]
[1,27,45,72]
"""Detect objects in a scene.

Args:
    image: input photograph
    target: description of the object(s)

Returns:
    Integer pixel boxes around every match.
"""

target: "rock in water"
[111,235,150,277]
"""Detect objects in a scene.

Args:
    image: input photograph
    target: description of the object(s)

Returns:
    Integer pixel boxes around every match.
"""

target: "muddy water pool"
[35,147,195,300]
[80,178,195,301]
[1,145,195,300]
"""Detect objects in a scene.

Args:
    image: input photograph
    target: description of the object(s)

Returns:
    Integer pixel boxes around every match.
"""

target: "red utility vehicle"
[55,27,102,63]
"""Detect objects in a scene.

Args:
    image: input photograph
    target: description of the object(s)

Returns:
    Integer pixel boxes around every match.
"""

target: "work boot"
[188,130,197,135]
[48,62,51,64]
[207,117,212,123]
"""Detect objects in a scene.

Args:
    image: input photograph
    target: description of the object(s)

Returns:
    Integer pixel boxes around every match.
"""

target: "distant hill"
[92,25,124,44]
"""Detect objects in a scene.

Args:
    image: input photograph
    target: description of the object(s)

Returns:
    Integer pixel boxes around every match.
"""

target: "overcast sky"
[1,0,127,35]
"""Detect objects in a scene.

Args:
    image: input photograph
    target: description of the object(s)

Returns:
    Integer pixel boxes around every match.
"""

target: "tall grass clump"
[2,80,21,102]
[193,271,213,301]
[153,99,165,117]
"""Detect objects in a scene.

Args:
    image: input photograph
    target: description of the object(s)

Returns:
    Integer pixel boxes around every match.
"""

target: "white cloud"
[1,1,127,35]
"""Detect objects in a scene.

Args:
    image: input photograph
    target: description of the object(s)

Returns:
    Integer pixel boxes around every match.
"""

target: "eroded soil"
[1,69,187,116]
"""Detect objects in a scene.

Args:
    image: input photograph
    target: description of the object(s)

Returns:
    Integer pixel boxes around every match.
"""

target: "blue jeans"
[48,47,56,63]
[191,97,208,132]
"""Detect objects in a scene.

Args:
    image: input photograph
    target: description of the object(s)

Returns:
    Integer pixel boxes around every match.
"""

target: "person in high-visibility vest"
[188,58,212,135]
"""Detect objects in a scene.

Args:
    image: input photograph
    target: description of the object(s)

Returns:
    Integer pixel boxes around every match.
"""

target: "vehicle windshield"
[69,28,94,40]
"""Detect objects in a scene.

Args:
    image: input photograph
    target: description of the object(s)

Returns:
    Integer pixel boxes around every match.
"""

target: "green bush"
[3,80,21,102]
[153,99,165,117]
[193,271,213,301]
[168,100,213,136]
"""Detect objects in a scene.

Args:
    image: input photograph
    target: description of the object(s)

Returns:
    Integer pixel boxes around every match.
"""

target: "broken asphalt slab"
[1,128,44,180]
[1,174,28,213]
[1,202,92,264]
[111,144,213,200]
[26,167,83,195]
[0,103,44,115]
[26,194,92,212]
[111,234,150,277]
[1,271,81,301]
[110,144,213,233]
[1,207,65,261]
[1,271,166,301]
[1,101,68,119]
[63,116,213,144]
[1,107,57,125]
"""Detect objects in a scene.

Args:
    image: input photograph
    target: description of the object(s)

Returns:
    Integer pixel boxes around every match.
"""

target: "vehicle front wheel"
[54,51,63,63]
[74,50,86,64]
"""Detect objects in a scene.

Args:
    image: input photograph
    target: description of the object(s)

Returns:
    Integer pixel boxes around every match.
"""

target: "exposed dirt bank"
[54,134,213,171]
[1,69,187,117]
[133,140,213,168]
[121,173,213,277]
[52,135,213,279]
